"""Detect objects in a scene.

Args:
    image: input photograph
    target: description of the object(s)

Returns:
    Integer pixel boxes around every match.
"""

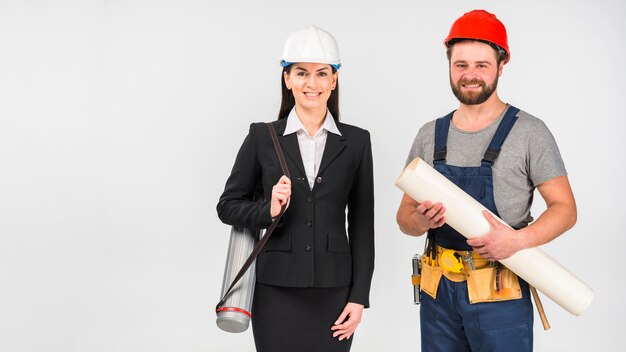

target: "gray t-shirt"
[405,106,567,228]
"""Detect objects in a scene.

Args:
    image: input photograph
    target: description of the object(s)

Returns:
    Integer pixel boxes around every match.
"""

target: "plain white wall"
[0,0,624,351]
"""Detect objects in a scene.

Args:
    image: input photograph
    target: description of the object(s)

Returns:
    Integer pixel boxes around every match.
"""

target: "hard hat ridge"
[280,25,341,70]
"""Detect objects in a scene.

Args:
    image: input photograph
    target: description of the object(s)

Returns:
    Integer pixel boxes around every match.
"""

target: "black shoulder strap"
[216,123,290,311]
[267,122,291,179]
[481,106,520,166]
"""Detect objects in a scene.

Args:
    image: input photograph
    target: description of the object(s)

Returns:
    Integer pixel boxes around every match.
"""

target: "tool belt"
[420,245,522,304]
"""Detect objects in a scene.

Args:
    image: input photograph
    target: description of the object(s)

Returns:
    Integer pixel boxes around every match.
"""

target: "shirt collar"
[283,108,342,137]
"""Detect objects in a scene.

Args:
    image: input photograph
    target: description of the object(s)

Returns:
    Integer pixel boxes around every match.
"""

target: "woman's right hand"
[270,175,291,218]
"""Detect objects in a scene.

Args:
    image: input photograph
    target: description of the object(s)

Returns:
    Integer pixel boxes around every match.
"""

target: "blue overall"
[421,106,534,352]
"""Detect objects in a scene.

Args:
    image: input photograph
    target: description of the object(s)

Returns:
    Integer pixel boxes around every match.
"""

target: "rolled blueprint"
[216,227,260,332]
[396,157,593,316]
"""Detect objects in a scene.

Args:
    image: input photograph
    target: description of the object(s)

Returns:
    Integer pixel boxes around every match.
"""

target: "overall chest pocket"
[436,165,491,202]
[452,175,487,200]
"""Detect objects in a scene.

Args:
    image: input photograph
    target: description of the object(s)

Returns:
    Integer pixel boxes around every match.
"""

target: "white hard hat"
[280,25,341,70]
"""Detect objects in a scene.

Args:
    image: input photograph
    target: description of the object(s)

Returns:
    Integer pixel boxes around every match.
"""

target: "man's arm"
[396,194,447,237]
[520,175,577,246]
[468,175,577,260]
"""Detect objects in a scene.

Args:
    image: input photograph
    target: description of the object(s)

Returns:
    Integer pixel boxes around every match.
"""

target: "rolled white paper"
[396,157,593,316]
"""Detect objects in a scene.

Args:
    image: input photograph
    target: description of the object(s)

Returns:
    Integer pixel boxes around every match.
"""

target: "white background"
[0,0,624,351]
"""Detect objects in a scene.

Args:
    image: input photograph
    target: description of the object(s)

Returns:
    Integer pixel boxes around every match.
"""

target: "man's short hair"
[446,38,509,66]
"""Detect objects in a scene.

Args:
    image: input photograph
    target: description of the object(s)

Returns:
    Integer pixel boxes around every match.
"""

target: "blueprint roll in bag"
[216,226,260,333]
[216,123,290,333]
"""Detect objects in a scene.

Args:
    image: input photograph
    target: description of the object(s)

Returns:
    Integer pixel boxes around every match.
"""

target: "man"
[396,10,576,351]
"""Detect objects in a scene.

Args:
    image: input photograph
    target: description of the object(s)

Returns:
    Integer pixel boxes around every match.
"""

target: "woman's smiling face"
[284,62,337,114]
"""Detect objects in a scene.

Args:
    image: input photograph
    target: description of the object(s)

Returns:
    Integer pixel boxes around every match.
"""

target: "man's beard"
[450,75,498,105]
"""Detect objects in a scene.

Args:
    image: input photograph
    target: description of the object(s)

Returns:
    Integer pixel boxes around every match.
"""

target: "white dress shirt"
[283,108,342,190]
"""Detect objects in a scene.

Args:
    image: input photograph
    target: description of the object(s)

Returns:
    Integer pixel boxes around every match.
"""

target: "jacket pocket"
[327,233,350,253]
[264,231,291,252]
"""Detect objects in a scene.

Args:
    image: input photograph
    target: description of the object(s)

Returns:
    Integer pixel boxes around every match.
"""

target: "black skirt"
[251,283,353,352]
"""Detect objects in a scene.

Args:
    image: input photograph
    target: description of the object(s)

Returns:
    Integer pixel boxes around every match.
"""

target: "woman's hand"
[330,302,364,341]
[270,175,291,218]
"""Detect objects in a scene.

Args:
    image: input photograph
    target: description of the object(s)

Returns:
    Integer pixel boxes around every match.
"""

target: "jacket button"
[305,245,312,252]
[306,196,312,203]
[305,220,312,227]
[316,177,323,184]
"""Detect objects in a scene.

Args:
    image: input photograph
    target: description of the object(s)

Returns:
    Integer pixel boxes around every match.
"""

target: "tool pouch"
[467,265,522,304]
[420,255,443,299]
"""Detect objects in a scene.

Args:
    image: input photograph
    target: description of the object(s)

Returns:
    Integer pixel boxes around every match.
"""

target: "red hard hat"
[444,10,510,64]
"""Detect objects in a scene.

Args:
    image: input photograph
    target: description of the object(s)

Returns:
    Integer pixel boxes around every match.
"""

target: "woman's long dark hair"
[277,64,340,121]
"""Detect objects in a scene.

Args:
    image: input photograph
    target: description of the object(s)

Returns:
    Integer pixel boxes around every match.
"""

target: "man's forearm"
[397,204,429,237]
[518,201,577,249]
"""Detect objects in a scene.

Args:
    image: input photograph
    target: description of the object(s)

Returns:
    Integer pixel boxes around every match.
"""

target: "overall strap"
[433,111,455,165]
[481,106,521,167]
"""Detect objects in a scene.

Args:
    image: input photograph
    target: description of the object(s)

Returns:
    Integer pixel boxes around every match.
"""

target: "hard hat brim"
[280,60,341,70]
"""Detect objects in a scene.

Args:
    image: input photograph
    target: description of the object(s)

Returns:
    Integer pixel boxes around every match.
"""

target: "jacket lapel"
[273,119,347,191]
[317,130,347,176]
[275,120,307,181]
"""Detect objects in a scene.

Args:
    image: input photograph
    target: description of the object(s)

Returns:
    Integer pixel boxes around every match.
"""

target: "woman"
[217,25,374,352]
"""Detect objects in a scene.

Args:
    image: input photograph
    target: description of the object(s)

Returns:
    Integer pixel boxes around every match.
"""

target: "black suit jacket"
[217,119,375,307]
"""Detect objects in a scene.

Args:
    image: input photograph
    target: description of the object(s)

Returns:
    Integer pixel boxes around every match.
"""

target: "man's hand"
[466,210,525,261]
[415,200,447,229]
[397,194,447,237]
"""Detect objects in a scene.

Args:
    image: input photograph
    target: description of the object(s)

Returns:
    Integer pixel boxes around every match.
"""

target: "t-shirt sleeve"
[528,119,567,186]
[405,126,427,167]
